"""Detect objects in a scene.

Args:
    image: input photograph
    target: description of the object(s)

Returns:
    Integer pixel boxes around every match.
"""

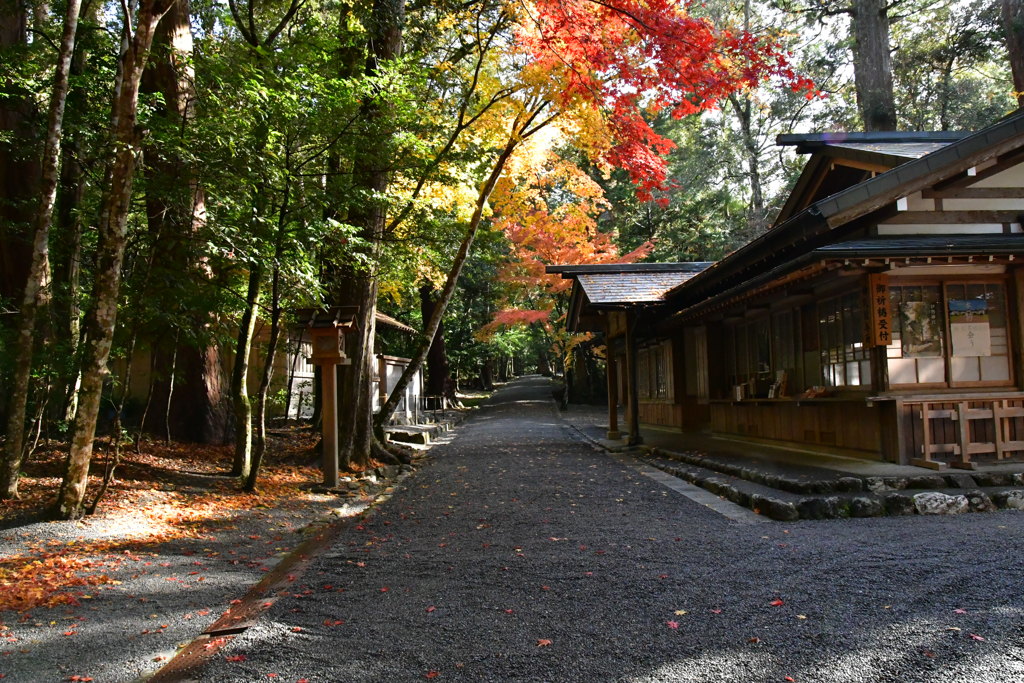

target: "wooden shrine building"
[552,110,1024,470]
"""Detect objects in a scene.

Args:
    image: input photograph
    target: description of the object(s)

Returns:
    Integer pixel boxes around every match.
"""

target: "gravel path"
[193,376,1024,683]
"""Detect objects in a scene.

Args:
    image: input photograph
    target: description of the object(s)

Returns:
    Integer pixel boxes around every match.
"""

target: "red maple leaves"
[519,0,813,198]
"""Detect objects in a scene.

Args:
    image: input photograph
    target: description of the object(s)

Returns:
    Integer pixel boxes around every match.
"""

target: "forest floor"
[0,421,451,681]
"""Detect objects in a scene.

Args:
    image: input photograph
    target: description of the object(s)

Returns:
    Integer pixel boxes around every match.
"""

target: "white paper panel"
[951,357,980,382]
[981,355,1011,382]
[888,358,917,384]
[918,358,946,383]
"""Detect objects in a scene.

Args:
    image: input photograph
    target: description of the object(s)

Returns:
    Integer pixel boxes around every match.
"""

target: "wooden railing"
[907,399,1024,469]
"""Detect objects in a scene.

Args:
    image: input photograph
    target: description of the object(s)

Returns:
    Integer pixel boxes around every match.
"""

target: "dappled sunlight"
[628,603,1024,682]
[0,431,337,614]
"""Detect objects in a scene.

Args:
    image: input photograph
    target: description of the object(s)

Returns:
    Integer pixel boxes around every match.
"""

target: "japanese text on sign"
[867,274,891,346]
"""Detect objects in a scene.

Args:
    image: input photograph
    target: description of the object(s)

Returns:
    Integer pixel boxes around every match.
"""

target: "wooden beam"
[880,210,1022,224]
[832,158,890,174]
[923,187,1024,199]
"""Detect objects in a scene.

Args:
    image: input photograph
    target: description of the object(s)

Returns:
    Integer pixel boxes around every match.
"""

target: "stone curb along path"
[564,424,1024,521]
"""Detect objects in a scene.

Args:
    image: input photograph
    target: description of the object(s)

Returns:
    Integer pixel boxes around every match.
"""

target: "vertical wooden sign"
[867,273,892,346]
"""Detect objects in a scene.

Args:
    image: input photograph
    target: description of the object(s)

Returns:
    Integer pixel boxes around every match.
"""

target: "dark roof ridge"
[546,262,713,276]
[778,130,970,153]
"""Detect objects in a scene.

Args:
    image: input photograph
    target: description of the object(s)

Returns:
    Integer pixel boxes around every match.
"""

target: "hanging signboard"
[867,274,892,346]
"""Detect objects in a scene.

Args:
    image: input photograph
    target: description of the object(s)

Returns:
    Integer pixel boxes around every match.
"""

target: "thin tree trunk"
[136,351,157,452]
[164,333,178,444]
[230,265,262,478]
[0,0,84,499]
[54,0,172,520]
[375,109,551,429]
[88,329,139,514]
[245,267,281,491]
[245,170,291,491]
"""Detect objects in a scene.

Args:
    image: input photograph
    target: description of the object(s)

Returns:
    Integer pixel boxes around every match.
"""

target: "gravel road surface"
[194,376,1024,683]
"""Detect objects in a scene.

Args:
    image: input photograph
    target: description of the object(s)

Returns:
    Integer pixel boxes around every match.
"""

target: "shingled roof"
[576,271,702,305]
[547,262,712,307]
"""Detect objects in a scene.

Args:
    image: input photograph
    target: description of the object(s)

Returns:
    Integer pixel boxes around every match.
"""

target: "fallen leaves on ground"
[0,432,327,615]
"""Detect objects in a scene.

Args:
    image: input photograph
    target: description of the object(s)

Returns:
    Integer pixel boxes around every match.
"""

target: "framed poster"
[900,301,943,357]
[949,299,991,357]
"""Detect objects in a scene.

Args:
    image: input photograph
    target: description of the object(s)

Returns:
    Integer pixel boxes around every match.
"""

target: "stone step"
[643,453,1024,520]
[648,446,1024,494]
[385,420,459,445]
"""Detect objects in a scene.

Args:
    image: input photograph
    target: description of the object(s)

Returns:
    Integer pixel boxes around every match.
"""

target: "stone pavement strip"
[188,376,1024,683]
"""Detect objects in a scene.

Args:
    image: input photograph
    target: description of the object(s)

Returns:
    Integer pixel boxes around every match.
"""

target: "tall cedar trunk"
[54,0,170,520]
[0,0,38,305]
[140,0,230,444]
[480,357,494,390]
[850,0,897,131]
[336,0,404,469]
[0,0,83,499]
[230,264,262,478]
[1003,0,1024,107]
[375,115,541,429]
[419,284,453,399]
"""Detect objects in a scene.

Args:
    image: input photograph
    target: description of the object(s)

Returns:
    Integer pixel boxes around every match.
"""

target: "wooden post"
[625,310,642,446]
[321,363,339,488]
[377,355,388,409]
[607,352,620,440]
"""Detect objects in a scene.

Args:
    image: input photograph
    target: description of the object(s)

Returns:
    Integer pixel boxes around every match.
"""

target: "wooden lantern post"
[298,307,358,488]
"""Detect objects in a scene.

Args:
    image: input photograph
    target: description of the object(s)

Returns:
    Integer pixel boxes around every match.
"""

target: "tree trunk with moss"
[54,0,172,520]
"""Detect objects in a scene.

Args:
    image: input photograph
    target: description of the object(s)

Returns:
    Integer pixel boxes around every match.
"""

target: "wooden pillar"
[625,310,642,445]
[606,352,620,439]
[320,363,339,488]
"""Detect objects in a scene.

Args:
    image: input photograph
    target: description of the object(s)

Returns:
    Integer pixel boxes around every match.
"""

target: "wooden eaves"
[659,109,1024,328]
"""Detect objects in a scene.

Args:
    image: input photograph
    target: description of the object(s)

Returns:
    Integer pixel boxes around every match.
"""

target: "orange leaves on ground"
[1,435,324,615]
[425,672,440,679]
[536,639,553,647]
[769,599,785,607]
[0,548,122,612]
[225,655,247,662]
